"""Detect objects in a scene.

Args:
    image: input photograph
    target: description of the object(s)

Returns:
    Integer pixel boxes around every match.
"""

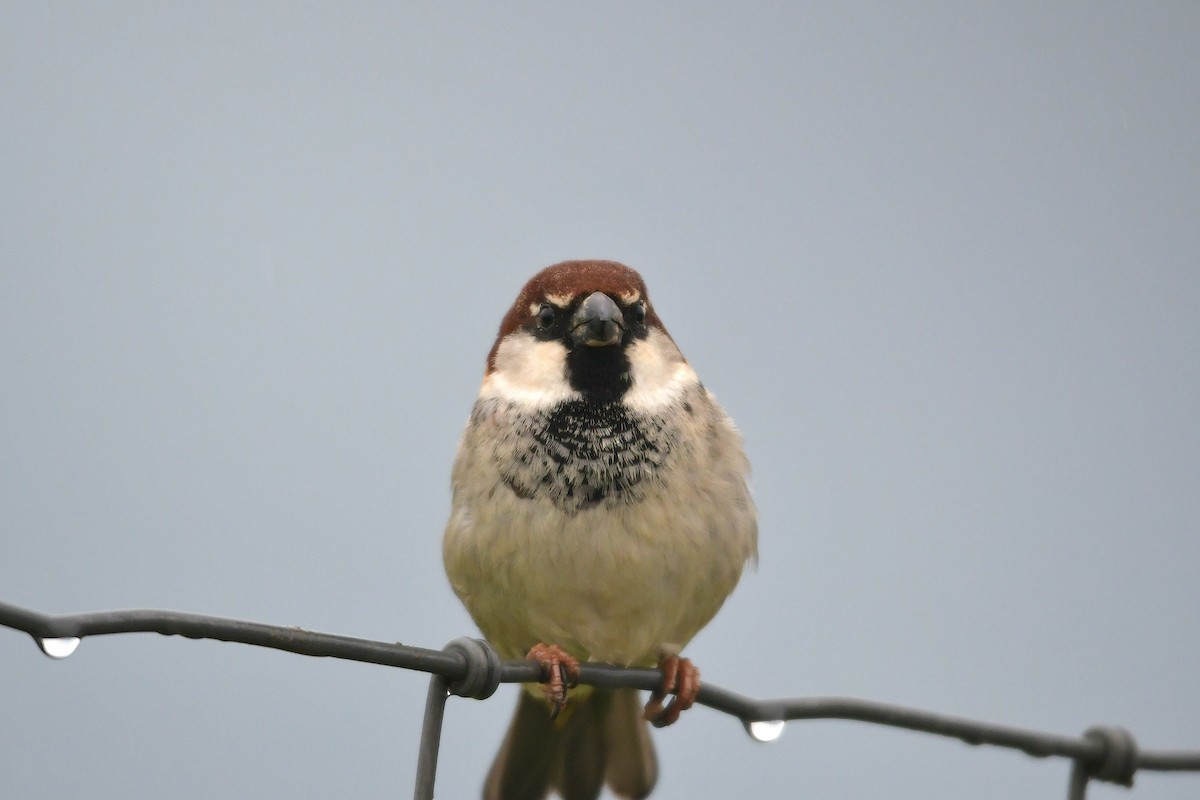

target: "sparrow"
[444,260,757,800]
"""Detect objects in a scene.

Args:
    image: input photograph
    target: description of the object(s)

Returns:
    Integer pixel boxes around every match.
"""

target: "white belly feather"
[443,385,756,666]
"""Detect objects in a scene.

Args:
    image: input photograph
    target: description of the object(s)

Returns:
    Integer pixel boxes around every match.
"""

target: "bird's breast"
[444,386,756,664]
[489,399,672,512]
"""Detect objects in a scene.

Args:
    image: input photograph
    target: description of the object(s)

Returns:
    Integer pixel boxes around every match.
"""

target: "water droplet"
[38,637,81,660]
[744,719,786,743]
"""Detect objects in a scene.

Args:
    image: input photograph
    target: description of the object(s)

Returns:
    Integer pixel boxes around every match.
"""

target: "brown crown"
[486,260,669,371]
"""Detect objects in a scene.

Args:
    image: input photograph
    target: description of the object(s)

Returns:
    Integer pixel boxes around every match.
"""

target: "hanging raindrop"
[37,637,81,660]
[743,719,786,743]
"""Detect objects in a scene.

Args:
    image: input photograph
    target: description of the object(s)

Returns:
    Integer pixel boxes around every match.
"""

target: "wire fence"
[2,599,1197,800]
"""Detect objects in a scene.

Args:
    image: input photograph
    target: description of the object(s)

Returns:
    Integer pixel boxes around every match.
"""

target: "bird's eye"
[632,301,646,324]
[536,304,557,329]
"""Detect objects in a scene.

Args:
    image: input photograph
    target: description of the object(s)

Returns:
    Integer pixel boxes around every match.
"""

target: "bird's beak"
[570,291,624,347]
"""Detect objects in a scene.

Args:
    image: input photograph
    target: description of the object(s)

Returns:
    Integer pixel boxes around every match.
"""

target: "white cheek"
[480,332,580,409]
[624,329,699,413]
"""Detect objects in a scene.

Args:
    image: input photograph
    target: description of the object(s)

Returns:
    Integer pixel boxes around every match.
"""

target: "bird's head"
[481,260,696,411]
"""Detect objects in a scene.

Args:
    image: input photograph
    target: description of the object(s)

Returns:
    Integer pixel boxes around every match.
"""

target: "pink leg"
[527,642,581,719]
[642,655,700,728]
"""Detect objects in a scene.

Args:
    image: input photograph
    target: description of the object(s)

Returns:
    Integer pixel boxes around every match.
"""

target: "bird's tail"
[484,687,657,800]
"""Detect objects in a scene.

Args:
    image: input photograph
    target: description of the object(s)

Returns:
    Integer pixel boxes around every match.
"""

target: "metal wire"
[2,599,1197,799]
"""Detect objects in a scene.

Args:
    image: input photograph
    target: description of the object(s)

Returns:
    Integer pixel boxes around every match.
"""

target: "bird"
[443,260,757,800]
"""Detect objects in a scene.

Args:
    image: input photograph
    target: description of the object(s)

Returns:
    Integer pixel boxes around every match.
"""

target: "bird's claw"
[643,655,699,728]
[526,643,581,720]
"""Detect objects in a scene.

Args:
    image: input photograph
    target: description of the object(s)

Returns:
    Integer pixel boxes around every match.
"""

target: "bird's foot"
[643,655,700,728]
[526,642,581,720]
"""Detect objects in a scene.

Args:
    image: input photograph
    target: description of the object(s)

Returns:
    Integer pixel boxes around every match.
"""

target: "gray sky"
[2,4,1197,799]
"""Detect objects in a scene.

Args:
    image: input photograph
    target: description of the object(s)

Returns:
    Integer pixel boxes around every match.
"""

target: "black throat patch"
[565,345,632,404]
[499,399,672,512]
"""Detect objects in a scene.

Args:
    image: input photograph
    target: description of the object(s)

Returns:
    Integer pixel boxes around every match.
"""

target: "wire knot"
[1083,725,1138,787]
[443,637,501,700]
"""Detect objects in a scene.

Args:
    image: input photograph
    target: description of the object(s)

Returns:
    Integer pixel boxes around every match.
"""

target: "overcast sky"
[2,4,1197,799]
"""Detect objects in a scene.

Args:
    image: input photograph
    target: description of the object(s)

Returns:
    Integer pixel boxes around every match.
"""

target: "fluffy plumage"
[444,260,757,799]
